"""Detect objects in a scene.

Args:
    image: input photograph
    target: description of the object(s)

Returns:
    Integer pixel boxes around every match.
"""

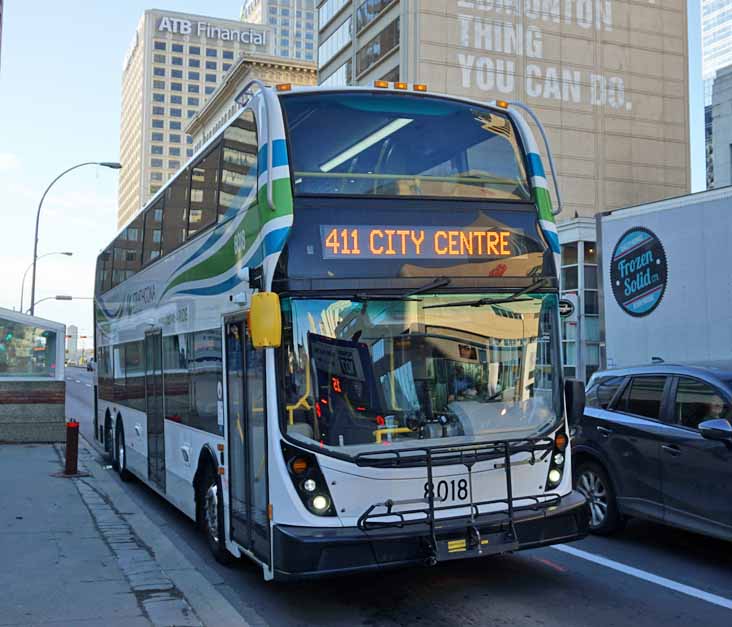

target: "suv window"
[587,375,625,409]
[674,377,731,430]
[620,376,667,420]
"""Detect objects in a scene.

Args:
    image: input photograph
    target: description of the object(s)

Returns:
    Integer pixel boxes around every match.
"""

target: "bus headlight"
[310,495,330,512]
[545,431,568,490]
[282,443,337,517]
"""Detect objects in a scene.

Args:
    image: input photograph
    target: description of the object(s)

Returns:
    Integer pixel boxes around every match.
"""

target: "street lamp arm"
[29,161,121,316]
[20,251,73,312]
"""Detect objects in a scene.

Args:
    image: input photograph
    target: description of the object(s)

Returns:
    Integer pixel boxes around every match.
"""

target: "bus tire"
[575,460,623,535]
[115,422,132,483]
[104,413,113,456]
[200,466,234,565]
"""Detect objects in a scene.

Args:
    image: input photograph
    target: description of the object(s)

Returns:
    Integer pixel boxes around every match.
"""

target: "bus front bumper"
[272,490,589,580]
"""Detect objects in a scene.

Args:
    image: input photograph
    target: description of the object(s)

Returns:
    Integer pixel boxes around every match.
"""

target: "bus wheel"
[201,467,234,565]
[104,416,113,456]
[115,423,132,482]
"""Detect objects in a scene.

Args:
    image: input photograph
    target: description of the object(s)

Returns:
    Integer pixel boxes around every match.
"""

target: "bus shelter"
[0,307,66,442]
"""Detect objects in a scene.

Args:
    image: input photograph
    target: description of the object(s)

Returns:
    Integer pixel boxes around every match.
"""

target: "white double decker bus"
[94,83,589,580]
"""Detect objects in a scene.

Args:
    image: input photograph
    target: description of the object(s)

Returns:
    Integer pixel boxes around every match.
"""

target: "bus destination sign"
[320,225,514,260]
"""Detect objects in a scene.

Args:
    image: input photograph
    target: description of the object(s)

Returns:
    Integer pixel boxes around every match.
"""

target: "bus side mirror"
[249,292,282,349]
[565,378,586,427]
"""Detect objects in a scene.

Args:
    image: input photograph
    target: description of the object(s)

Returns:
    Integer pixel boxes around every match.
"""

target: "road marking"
[534,556,568,573]
[86,383,92,388]
[553,544,732,611]
[75,380,81,384]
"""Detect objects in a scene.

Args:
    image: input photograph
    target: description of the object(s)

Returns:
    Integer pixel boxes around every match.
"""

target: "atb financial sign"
[157,15,267,47]
[456,0,634,111]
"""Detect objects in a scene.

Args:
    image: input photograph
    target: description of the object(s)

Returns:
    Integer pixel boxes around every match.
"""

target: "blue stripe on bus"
[258,139,289,172]
[527,153,545,178]
[543,228,561,254]
[176,227,290,297]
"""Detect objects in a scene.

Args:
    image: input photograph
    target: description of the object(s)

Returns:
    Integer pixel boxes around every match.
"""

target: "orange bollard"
[65,421,79,475]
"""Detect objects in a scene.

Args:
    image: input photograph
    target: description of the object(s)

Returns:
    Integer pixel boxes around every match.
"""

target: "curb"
[75,435,249,627]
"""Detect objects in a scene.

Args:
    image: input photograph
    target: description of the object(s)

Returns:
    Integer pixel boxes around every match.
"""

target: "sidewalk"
[0,441,247,627]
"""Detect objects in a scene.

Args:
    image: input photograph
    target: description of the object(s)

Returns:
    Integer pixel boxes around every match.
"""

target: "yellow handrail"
[373,427,412,444]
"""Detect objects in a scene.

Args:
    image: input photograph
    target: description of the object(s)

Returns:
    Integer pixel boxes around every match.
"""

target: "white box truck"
[597,186,732,368]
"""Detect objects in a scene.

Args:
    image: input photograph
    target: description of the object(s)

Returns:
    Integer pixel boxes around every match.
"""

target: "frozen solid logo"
[610,227,667,317]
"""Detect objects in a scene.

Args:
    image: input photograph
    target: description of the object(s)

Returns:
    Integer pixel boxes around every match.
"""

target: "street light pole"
[29,294,74,313]
[20,251,73,312]
[28,294,94,315]
[29,161,121,316]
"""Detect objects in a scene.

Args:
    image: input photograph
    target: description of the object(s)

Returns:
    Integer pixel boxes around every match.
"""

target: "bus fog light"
[548,469,562,484]
[303,479,317,492]
[553,453,565,466]
[311,495,330,512]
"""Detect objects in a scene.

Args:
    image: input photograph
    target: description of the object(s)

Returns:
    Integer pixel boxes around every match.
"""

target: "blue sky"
[0,1,242,345]
[0,1,706,346]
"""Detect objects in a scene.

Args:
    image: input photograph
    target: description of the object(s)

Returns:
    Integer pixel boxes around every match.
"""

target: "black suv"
[573,362,732,541]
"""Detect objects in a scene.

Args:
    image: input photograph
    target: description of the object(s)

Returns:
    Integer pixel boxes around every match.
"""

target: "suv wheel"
[575,461,623,535]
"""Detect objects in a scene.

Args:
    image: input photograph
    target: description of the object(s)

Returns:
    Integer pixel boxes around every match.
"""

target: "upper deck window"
[281,92,531,201]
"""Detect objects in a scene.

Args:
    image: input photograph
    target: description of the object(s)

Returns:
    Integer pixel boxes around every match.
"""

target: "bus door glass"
[144,330,165,490]
[225,319,270,564]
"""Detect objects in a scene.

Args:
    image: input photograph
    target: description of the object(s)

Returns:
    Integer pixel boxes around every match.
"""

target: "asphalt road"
[65,367,732,626]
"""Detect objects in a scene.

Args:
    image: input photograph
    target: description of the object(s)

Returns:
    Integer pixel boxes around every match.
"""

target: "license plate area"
[423,477,470,508]
[435,528,519,561]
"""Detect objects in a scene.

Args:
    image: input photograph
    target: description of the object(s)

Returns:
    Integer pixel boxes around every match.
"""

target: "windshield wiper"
[422,279,548,309]
[353,277,451,302]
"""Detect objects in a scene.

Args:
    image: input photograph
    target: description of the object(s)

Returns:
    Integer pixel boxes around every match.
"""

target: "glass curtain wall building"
[703,0,732,105]
[241,0,317,60]
[317,0,400,87]
[558,220,601,382]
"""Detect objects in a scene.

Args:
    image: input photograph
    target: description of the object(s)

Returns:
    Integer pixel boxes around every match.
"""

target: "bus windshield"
[281,92,531,200]
[279,294,561,456]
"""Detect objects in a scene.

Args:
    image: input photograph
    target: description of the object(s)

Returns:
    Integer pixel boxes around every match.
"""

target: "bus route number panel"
[321,225,515,260]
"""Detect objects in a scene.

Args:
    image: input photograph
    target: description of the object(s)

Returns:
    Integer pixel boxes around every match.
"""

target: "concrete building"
[703,0,732,106]
[241,0,317,61]
[118,10,274,229]
[66,324,79,364]
[185,53,317,152]
[316,1,691,380]
[317,1,690,219]
[710,64,732,188]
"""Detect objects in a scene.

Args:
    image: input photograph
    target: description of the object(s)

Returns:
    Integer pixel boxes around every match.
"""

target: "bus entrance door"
[144,330,165,490]
[225,318,270,565]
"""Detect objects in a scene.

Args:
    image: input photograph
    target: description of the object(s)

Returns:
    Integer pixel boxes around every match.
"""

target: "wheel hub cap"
[205,484,219,543]
[577,470,609,528]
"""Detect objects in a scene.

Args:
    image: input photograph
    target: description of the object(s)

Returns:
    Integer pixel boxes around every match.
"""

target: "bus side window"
[189,330,224,435]
[188,142,221,238]
[113,345,126,404]
[162,334,191,425]
[142,199,164,265]
[113,215,144,287]
[218,110,258,221]
[162,167,190,255]
[96,246,113,293]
